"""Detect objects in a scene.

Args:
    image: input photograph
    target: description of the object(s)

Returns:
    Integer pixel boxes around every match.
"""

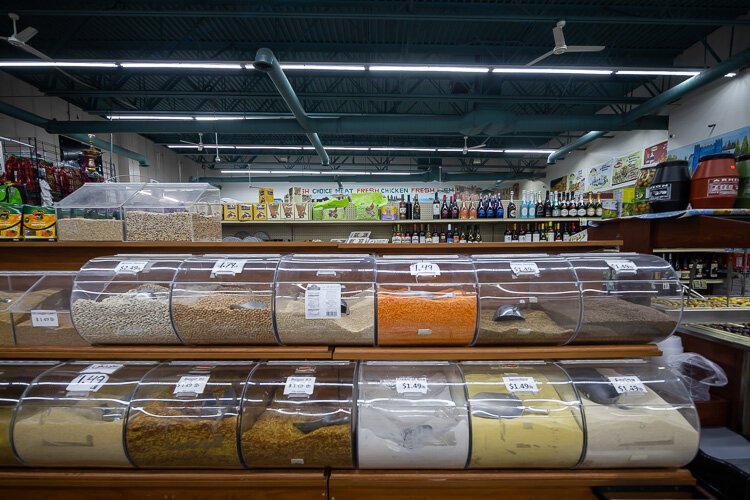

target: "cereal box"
[222,203,238,221]
[259,188,274,204]
[239,204,253,221]
[253,203,268,221]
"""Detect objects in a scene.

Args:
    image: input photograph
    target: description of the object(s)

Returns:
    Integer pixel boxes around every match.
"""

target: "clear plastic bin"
[376,256,477,346]
[240,361,356,468]
[171,255,279,344]
[0,272,44,344]
[357,361,470,468]
[12,361,155,467]
[71,255,186,344]
[126,361,254,468]
[472,255,579,345]
[274,254,375,345]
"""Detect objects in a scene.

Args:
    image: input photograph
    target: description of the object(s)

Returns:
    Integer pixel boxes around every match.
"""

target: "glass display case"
[126,361,253,468]
[10,272,85,346]
[274,254,375,345]
[562,253,683,344]
[472,255,580,345]
[0,272,44,344]
[375,256,477,346]
[122,183,221,242]
[0,361,58,466]
[12,361,155,467]
[55,182,145,241]
[561,359,700,468]
[172,255,279,344]
[357,361,470,468]
[240,361,355,468]
[71,255,186,344]
[461,361,583,468]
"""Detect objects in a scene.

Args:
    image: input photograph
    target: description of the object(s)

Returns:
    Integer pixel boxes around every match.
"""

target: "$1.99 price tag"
[396,377,428,394]
[173,375,210,395]
[66,373,109,393]
[608,375,647,394]
[503,376,539,393]
[31,310,58,328]
[284,376,316,396]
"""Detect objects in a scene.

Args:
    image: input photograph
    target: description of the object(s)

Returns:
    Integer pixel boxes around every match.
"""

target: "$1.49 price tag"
[606,260,637,273]
[510,262,540,277]
[31,310,58,328]
[396,377,428,394]
[66,373,109,393]
[173,375,210,395]
[503,376,539,393]
[608,375,647,394]
[284,376,316,396]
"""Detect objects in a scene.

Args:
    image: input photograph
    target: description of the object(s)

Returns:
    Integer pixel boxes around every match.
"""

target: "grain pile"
[0,290,25,344]
[191,212,222,241]
[125,211,220,242]
[12,286,86,346]
[475,308,573,345]
[57,218,124,241]
[0,408,17,465]
[275,295,374,345]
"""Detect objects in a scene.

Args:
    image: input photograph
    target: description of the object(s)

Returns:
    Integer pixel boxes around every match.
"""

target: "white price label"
[606,260,637,273]
[114,261,148,274]
[396,377,428,394]
[173,375,210,395]
[31,310,58,328]
[608,376,647,394]
[81,363,123,375]
[503,376,539,393]
[410,262,441,277]
[66,373,109,393]
[211,259,246,276]
[283,376,316,396]
[305,283,341,320]
[510,262,540,276]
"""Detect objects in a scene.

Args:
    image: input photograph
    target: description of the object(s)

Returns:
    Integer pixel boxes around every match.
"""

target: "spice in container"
[57,218,124,241]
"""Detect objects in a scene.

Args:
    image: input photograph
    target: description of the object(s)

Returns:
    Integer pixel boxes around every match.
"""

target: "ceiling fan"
[526,20,605,66]
[463,135,488,155]
[180,132,204,152]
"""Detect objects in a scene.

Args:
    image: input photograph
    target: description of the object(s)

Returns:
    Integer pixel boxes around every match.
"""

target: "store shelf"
[664,307,750,324]
[682,324,750,350]
[0,345,333,360]
[680,279,724,284]
[224,217,601,225]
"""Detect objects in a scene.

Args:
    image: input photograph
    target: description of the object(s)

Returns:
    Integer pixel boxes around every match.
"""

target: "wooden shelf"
[0,345,333,360]
[224,217,602,225]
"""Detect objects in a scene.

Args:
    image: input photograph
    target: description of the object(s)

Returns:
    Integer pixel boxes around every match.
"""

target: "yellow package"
[259,188,274,204]
[0,203,22,240]
[22,205,56,240]
[222,203,238,221]
[239,204,253,221]
[253,203,267,221]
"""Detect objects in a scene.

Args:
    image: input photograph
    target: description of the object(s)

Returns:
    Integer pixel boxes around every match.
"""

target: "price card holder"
[210,259,246,277]
[114,260,148,274]
[396,376,428,395]
[606,259,637,274]
[503,376,539,393]
[66,373,109,393]
[173,375,210,396]
[510,262,540,277]
[283,376,316,397]
[31,310,58,328]
[410,262,441,278]
[81,363,123,375]
[608,375,647,394]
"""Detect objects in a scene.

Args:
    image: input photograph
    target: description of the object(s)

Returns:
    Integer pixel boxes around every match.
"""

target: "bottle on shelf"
[413,195,421,220]
[554,223,562,241]
[459,226,467,243]
[576,193,585,217]
[439,225,447,243]
[418,224,426,244]
[539,223,548,241]
[440,195,449,219]
[469,195,478,219]
[562,223,571,242]
[411,225,419,244]
[446,224,454,243]
[511,223,519,242]
[520,191,529,219]
[424,224,431,243]
[595,192,603,217]
[406,195,413,220]
[503,224,512,243]
[459,194,469,219]
[403,226,411,243]
[544,190,553,217]
[586,192,595,217]
[546,222,555,241]
[507,191,517,218]
[399,195,407,220]
[391,224,401,244]
[535,192,544,219]
[518,223,526,242]
[710,254,719,278]
[569,192,577,218]
[561,192,569,217]
[495,194,503,218]
[532,223,540,242]
[474,224,482,243]
[477,195,487,218]
[450,195,459,219]
[433,193,441,219]
[551,191,560,217]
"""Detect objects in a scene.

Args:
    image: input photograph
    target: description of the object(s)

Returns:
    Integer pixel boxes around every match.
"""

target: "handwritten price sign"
[396,377,428,394]
[173,375,210,395]
[503,376,539,393]
[284,376,316,396]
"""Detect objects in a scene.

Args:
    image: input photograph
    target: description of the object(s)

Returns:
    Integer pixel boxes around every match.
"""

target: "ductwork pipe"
[253,48,330,166]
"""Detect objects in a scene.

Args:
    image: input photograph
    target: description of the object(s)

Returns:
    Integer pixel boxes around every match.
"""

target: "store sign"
[410,262,441,277]
[284,376,316,396]
[31,310,58,328]
[174,375,210,395]
[81,363,123,375]
[305,283,341,320]
[211,259,246,277]
[114,261,148,274]
[396,377,428,394]
[510,262,540,277]
[608,375,647,394]
[66,373,109,393]
[503,376,539,393]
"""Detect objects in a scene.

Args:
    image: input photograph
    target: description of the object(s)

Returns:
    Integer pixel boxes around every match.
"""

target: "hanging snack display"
[357,361,470,468]
[11,361,155,467]
[240,361,355,468]
[376,256,477,346]
[126,362,252,468]
[274,254,375,345]
[0,273,44,345]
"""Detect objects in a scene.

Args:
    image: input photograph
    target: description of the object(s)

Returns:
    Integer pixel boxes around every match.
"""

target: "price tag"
[503,376,539,393]
[693,279,707,289]
[510,262,540,277]
[31,310,58,327]
[211,259,246,276]
[305,283,341,320]
[81,363,123,375]
[114,261,148,274]
[608,376,647,394]
[283,376,316,396]
[396,377,428,394]
[173,375,210,395]
[410,262,441,277]
[606,260,637,273]
[66,373,109,393]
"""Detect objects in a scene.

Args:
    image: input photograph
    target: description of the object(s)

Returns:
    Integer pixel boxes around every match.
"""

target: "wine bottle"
[495,195,503,218]
[440,195,449,219]
[446,223,454,243]
[503,225,512,243]
[561,192,569,217]
[507,192,517,218]
[433,193,441,219]
[595,192,603,217]
[544,190,552,217]
[586,192,595,217]
[399,194,407,220]
[413,195,421,220]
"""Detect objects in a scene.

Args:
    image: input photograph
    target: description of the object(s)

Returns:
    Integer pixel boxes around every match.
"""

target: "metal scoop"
[471,392,525,419]
[293,413,349,434]
[493,304,525,322]
[566,367,621,405]
[229,300,267,310]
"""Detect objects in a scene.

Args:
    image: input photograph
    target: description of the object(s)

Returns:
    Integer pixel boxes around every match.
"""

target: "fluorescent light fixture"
[221,170,271,174]
[370,65,490,73]
[325,146,372,151]
[616,70,699,76]
[372,172,416,175]
[504,149,556,154]
[280,64,366,71]
[194,116,247,121]
[232,145,306,150]
[435,148,506,153]
[492,67,612,75]
[370,147,437,152]
[109,115,195,120]
[121,62,242,69]
[0,61,117,67]
[0,135,35,148]
[168,144,235,149]
[725,72,737,77]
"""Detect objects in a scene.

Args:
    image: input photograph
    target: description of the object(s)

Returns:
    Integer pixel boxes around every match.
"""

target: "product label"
[649,183,671,201]
[503,376,539,393]
[284,376,316,396]
[510,262,540,277]
[114,260,148,274]
[210,259,246,277]
[31,310,58,328]
[174,375,210,395]
[396,376,428,394]
[409,262,441,277]
[707,177,739,197]
[81,363,123,374]
[66,373,109,393]
[606,259,637,273]
[608,375,647,394]
[305,283,341,319]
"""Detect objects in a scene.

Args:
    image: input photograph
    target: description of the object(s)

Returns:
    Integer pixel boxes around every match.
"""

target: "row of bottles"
[391,224,482,244]
[658,252,723,281]
[503,222,582,243]
[543,191,603,219]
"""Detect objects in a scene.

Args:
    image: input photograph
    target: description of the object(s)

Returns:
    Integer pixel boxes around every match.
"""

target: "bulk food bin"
[126,361,254,468]
[54,182,144,241]
[71,255,186,344]
[240,361,356,468]
[0,361,58,466]
[274,254,375,345]
[172,255,279,344]
[0,272,44,344]
[375,255,477,346]
[10,272,86,346]
[11,361,155,467]
[357,361,470,468]
[462,361,583,468]
[472,255,579,345]
[561,253,683,344]
[122,183,221,242]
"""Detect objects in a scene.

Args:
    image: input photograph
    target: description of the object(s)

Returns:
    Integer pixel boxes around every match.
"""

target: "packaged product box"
[0,203,22,240]
[259,188,274,204]
[293,203,309,220]
[267,202,293,220]
[322,206,347,220]
[601,200,618,219]
[352,192,385,221]
[222,203,239,221]
[239,204,253,221]
[22,205,56,240]
[252,203,267,221]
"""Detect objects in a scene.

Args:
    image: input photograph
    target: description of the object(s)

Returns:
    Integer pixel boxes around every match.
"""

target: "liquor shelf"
[224,217,602,225]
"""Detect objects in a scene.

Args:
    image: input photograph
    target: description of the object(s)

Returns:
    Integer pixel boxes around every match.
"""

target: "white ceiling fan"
[463,135,488,155]
[526,20,605,66]
[180,132,204,152]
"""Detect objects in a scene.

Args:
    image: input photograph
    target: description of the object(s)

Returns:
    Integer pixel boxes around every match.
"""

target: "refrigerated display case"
[126,361,253,468]
[472,255,579,345]
[171,255,279,344]
[0,273,44,344]
[11,361,155,467]
[71,255,185,344]
[356,361,470,468]
[274,254,375,345]
[375,256,477,346]
[240,361,356,468]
